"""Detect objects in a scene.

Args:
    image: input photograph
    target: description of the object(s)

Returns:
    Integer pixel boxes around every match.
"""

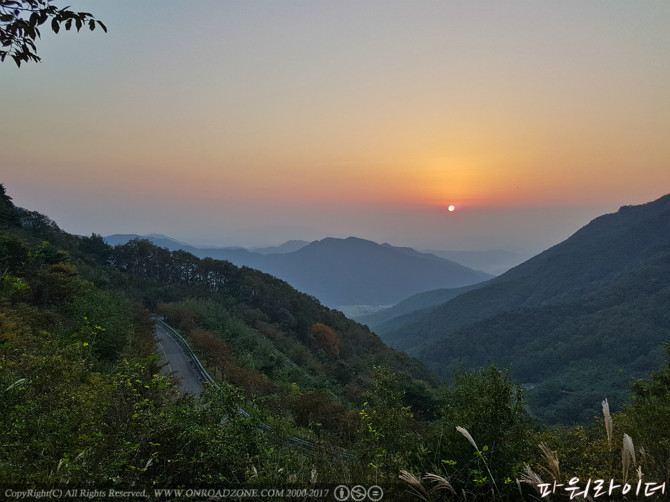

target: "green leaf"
[97,20,107,33]
[51,18,59,33]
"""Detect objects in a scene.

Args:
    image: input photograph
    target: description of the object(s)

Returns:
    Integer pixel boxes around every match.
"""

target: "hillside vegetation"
[375,195,670,423]
[3,184,670,499]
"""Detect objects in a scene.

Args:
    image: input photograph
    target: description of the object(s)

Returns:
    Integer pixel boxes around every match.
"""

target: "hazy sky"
[2,1,669,255]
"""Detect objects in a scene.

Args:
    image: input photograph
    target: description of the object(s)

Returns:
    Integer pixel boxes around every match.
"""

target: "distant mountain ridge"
[251,240,310,254]
[373,194,670,422]
[104,234,492,308]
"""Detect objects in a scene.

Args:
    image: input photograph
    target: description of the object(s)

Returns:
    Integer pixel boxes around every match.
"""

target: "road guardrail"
[156,319,351,458]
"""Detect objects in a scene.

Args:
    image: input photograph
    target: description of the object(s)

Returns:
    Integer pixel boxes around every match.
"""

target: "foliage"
[620,345,670,484]
[0,184,20,228]
[310,322,340,357]
[4,186,670,498]
[1,0,106,66]
[377,195,670,424]
[431,365,532,497]
[358,366,430,485]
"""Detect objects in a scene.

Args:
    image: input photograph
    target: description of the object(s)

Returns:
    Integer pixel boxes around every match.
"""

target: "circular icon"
[350,485,367,502]
[334,485,350,501]
[368,485,384,501]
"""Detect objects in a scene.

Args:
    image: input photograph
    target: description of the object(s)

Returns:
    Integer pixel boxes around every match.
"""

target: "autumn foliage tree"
[310,322,340,357]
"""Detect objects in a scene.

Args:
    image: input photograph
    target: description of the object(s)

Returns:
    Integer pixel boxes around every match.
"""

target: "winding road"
[155,320,204,395]
[153,317,351,457]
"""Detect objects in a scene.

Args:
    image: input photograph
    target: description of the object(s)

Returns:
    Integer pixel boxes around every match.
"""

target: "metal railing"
[156,320,352,458]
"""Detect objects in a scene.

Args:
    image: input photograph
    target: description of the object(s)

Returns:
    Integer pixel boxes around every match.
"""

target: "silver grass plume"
[519,465,547,499]
[455,426,501,498]
[602,399,613,451]
[539,442,560,481]
[423,472,456,495]
[622,433,636,482]
[456,425,479,451]
[399,470,430,502]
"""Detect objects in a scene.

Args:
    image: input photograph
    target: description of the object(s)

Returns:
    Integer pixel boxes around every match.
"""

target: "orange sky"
[2,1,669,253]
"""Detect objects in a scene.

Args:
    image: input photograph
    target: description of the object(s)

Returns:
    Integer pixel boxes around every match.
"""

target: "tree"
[1,0,106,67]
[310,322,340,357]
[0,183,20,227]
[621,345,670,483]
[439,365,532,486]
[358,366,423,474]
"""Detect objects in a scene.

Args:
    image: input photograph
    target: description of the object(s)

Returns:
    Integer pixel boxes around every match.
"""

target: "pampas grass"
[519,464,545,498]
[399,470,430,501]
[456,426,479,451]
[423,472,456,496]
[399,471,458,501]
[602,399,613,451]
[455,426,501,498]
[538,442,560,481]
[622,433,636,482]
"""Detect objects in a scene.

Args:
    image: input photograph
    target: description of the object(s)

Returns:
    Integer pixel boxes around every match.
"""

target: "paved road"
[155,321,204,395]
[153,320,352,458]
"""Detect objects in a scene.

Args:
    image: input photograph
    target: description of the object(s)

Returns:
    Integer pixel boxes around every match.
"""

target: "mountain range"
[372,194,670,422]
[103,234,492,308]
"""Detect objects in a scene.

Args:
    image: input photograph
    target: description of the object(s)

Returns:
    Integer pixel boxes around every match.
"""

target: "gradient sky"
[2,1,669,255]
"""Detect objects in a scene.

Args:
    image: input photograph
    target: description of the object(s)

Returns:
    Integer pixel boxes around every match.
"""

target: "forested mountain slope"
[376,194,670,422]
[107,238,437,410]
[106,234,492,307]
[0,183,438,487]
[1,184,438,432]
[6,184,670,495]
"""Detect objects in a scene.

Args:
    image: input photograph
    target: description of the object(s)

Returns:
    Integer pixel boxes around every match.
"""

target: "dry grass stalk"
[602,399,613,450]
[539,442,560,481]
[5,378,26,392]
[310,467,317,485]
[423,472,456,495]
[455,426,501,499]
[519,464,547,499]
[622,433,636,482]
[516,478,525,501]
[456,426,479,451]
[399,470,430,502]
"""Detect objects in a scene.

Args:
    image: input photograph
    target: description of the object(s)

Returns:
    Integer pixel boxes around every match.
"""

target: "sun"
[448,205,456,212]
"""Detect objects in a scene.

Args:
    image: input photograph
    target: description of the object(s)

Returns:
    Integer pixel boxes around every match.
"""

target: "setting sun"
[448,205,456,212]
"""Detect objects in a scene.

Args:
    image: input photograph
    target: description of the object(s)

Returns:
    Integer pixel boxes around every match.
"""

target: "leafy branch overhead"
[0,0,106,67]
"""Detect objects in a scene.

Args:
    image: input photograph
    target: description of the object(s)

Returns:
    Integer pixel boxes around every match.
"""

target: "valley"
[2,185,670,497]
